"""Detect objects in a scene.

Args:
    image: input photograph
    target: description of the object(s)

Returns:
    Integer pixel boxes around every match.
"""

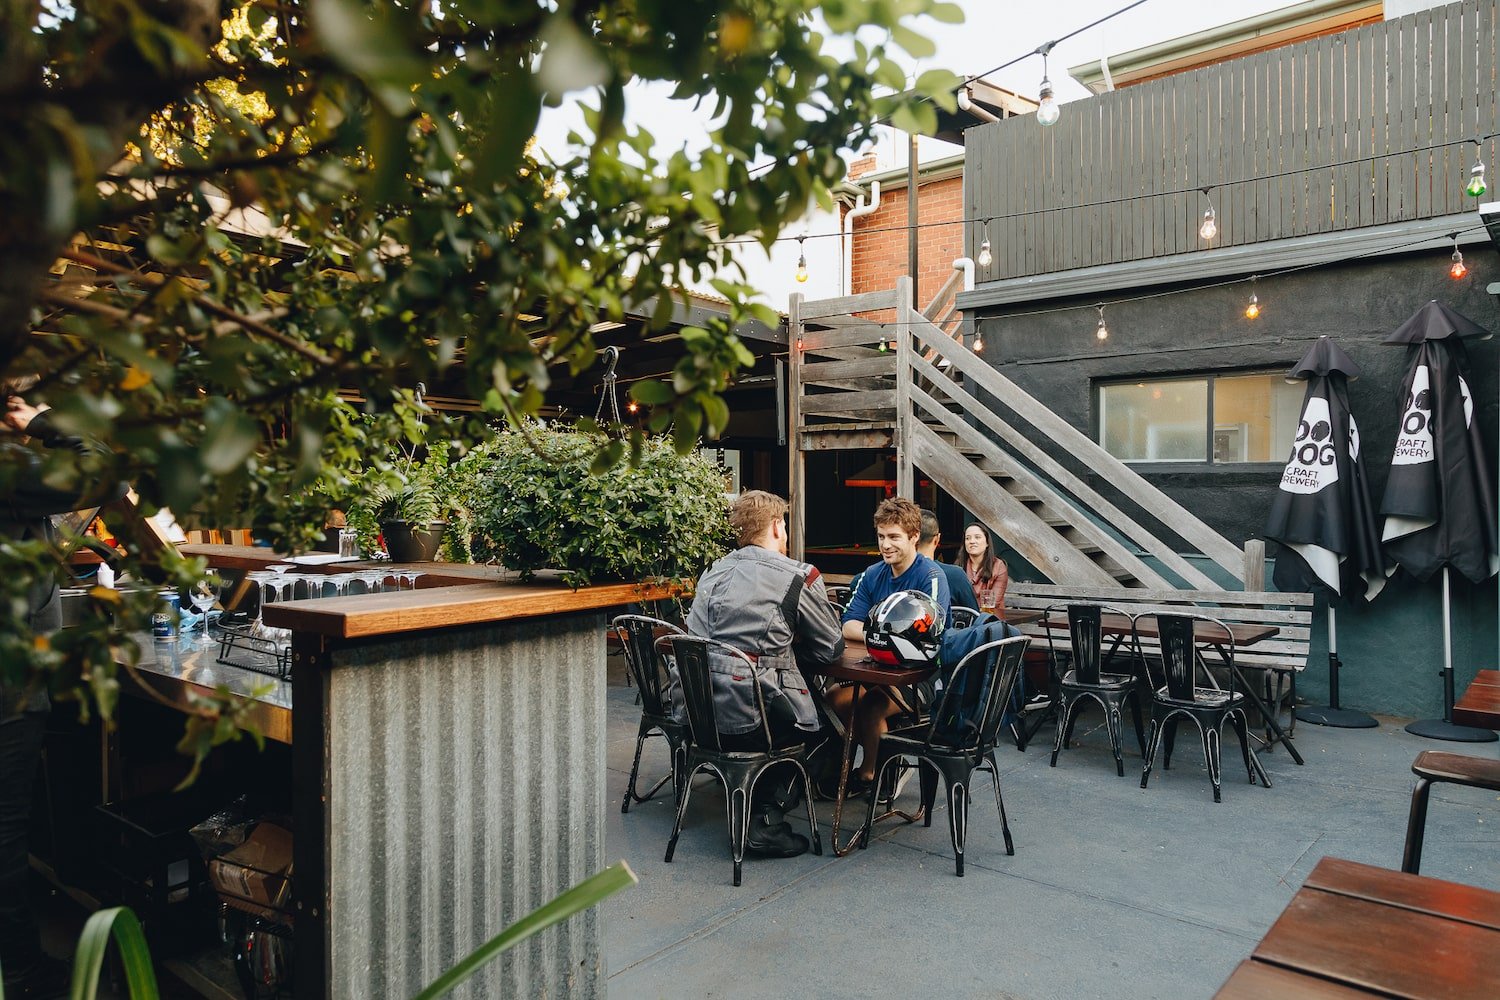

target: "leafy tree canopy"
[0,0,960,753]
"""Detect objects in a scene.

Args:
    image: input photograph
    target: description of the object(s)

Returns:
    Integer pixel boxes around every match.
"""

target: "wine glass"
[188,577,220,647]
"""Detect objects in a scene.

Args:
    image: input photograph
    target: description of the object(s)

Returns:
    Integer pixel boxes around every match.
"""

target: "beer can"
[152,590,180,639]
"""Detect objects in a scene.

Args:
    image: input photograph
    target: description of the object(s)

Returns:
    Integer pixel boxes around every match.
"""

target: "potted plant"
[466,423,732,588]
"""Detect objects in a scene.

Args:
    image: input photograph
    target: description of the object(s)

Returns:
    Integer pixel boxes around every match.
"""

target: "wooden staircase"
[788,274,1260,590]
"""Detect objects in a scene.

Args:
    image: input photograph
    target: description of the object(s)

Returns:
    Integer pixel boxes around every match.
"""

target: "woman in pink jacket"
[955,522,1008,615]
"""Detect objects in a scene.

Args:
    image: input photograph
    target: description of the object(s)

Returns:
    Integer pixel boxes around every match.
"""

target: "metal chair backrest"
[950,606,981,629]
[655,634,769,755]
[923,635,1030,754]
[611,615,683,717]
[826,585,851,606]
[1134,612,1236,701]
[1043,603,1132,685]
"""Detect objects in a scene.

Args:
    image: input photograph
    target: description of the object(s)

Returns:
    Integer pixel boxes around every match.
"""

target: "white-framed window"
[1097,372,1303,465]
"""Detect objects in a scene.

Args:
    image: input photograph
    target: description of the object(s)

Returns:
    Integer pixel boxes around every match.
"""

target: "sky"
[532,0,1308,306]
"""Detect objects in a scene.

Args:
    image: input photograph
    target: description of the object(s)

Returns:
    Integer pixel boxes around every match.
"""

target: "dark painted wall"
[973,247,1500,718]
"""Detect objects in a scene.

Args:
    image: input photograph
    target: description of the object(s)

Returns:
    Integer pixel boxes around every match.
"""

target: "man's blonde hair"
[873,496,921,538]
[729,490,788,547]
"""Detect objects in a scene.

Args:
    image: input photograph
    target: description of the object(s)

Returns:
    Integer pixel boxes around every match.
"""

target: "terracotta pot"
[381,520,446,563]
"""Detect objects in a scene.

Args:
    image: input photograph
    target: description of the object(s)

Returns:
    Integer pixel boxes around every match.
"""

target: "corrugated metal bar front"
[323,613,607,999]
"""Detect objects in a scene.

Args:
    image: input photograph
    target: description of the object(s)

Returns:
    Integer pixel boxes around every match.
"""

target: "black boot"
[744,814,809,858]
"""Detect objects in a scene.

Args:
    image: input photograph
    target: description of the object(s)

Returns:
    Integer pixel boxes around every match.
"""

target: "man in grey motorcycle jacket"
[683,490,844,858]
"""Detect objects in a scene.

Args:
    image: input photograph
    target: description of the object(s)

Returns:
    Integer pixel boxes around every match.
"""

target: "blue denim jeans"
[0,708,48,979]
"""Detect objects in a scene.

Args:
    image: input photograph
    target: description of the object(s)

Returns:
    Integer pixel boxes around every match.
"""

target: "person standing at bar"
[2,377,127,998]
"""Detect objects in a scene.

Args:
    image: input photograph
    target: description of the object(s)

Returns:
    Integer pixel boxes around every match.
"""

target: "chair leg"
[728,783,750,887]
[1140,714,1163,789]
[796,760,822,857]
[1203,719,1223,803]
[1229,711,1256,785]
[1105,700,1125,777]
[1129,693,1147,757]
[985,751,1014,856]
[1402,776,1434,874]
[1049,695,1074,767]
[920,759,938,828]
[622,718,651,813]
[1163,717,1179,770]
[665,759,699,863]
[946,777,969,877]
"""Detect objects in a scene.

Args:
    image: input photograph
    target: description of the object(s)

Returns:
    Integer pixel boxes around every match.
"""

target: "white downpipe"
[843,180,880,295]
[952,256,975,293]
[956,88,1002,124]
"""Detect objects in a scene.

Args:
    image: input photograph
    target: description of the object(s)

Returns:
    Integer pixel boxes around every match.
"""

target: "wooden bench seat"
[1004,582,1313,759]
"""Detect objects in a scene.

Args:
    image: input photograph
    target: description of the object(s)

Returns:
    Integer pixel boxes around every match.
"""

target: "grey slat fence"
[967,0,1500,280]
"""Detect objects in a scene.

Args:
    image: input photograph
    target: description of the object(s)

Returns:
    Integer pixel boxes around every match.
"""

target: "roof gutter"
[843,180,880,295]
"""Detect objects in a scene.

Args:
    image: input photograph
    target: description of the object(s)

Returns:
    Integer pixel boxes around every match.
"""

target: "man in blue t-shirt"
[831,497,951,794]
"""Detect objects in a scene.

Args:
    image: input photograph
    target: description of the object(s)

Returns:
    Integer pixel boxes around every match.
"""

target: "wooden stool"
[1402,750,1500,874]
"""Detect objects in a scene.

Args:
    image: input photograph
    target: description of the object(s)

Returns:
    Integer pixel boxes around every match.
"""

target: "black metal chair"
[861,635,1030,876]
[1137,612,1261,803]
[611,614,686,813]
[1045,603,1146,777]
[657,634,822,886]
[950,605,981,629]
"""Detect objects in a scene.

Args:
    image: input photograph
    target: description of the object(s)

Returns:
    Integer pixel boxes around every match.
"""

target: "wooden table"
[1454,669,1500,730]
[808,644,936,857]
[1037,610,1297,767]
[1215,856,1500,998]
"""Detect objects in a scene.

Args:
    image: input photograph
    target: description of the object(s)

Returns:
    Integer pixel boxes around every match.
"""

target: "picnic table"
[1215,856,1500,999]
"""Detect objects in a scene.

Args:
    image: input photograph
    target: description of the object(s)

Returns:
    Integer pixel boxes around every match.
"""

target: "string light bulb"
[1035,47,1060,127]
[794,235,809,283]
[1449,236,1468,280]
[1198,189,1218,241]
[1465,147,1488,197]
[977,218,993,268]
[972,328,984,353]
[626,400,639,414]
[1245,276,1261,319]
[1095,303,1109,342]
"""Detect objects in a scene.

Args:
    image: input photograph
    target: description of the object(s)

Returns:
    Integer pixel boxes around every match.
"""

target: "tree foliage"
[0,0,960,749]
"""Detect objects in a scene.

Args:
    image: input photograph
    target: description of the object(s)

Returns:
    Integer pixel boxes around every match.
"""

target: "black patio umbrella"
[1379,300,1498,742]
[1264,336,1385,729]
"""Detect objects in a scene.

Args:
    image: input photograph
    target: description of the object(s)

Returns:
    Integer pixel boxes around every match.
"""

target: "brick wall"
[842,174,966,323]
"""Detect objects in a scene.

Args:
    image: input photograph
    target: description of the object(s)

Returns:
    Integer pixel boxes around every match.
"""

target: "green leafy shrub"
[468,425,732,587]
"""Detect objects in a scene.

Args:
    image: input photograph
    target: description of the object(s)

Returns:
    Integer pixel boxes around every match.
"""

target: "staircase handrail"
[907,313,1246,582]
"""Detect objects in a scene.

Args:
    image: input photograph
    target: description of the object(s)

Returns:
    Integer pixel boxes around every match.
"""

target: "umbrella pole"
[1405,566,1498,742]
[1297,604,1378,728]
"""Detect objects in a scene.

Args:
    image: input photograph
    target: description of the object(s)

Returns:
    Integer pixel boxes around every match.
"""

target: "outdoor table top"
[1037,610,1280,647]
[1214,856,1500,999]
[1454,670,1500,730]
[816,642,938,686]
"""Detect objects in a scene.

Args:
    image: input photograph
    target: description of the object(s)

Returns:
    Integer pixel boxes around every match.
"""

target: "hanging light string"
[1465,137,1489,197]
[958,0,1153,90]
[1245,275,1261,319]
[1198,188,1218,241]
[786,222,1487,344]
[1448,233,1468,279]
[718,129,1500,251]
[591,224,1485,389]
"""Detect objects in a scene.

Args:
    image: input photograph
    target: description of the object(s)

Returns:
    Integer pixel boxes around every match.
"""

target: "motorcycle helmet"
[865,590,944,667]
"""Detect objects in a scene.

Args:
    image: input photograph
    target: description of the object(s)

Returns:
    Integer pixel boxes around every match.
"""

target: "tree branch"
[60,249,339,368]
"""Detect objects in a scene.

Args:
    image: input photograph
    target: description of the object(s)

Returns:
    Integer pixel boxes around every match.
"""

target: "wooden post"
[788,292,805,560]
[1243,539,1266,591]
[895,276,914,500]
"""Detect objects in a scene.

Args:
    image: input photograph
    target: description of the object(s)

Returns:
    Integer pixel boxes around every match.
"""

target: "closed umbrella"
[1265,336,1385,728]
[1379,300,1498,743]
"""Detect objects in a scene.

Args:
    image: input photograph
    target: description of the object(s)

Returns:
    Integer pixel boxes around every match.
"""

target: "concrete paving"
[600,671,1500,999]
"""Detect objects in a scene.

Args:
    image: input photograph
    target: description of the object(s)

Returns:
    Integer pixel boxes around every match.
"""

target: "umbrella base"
[1404,718,1498,743]
[1296,705,1378,729]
